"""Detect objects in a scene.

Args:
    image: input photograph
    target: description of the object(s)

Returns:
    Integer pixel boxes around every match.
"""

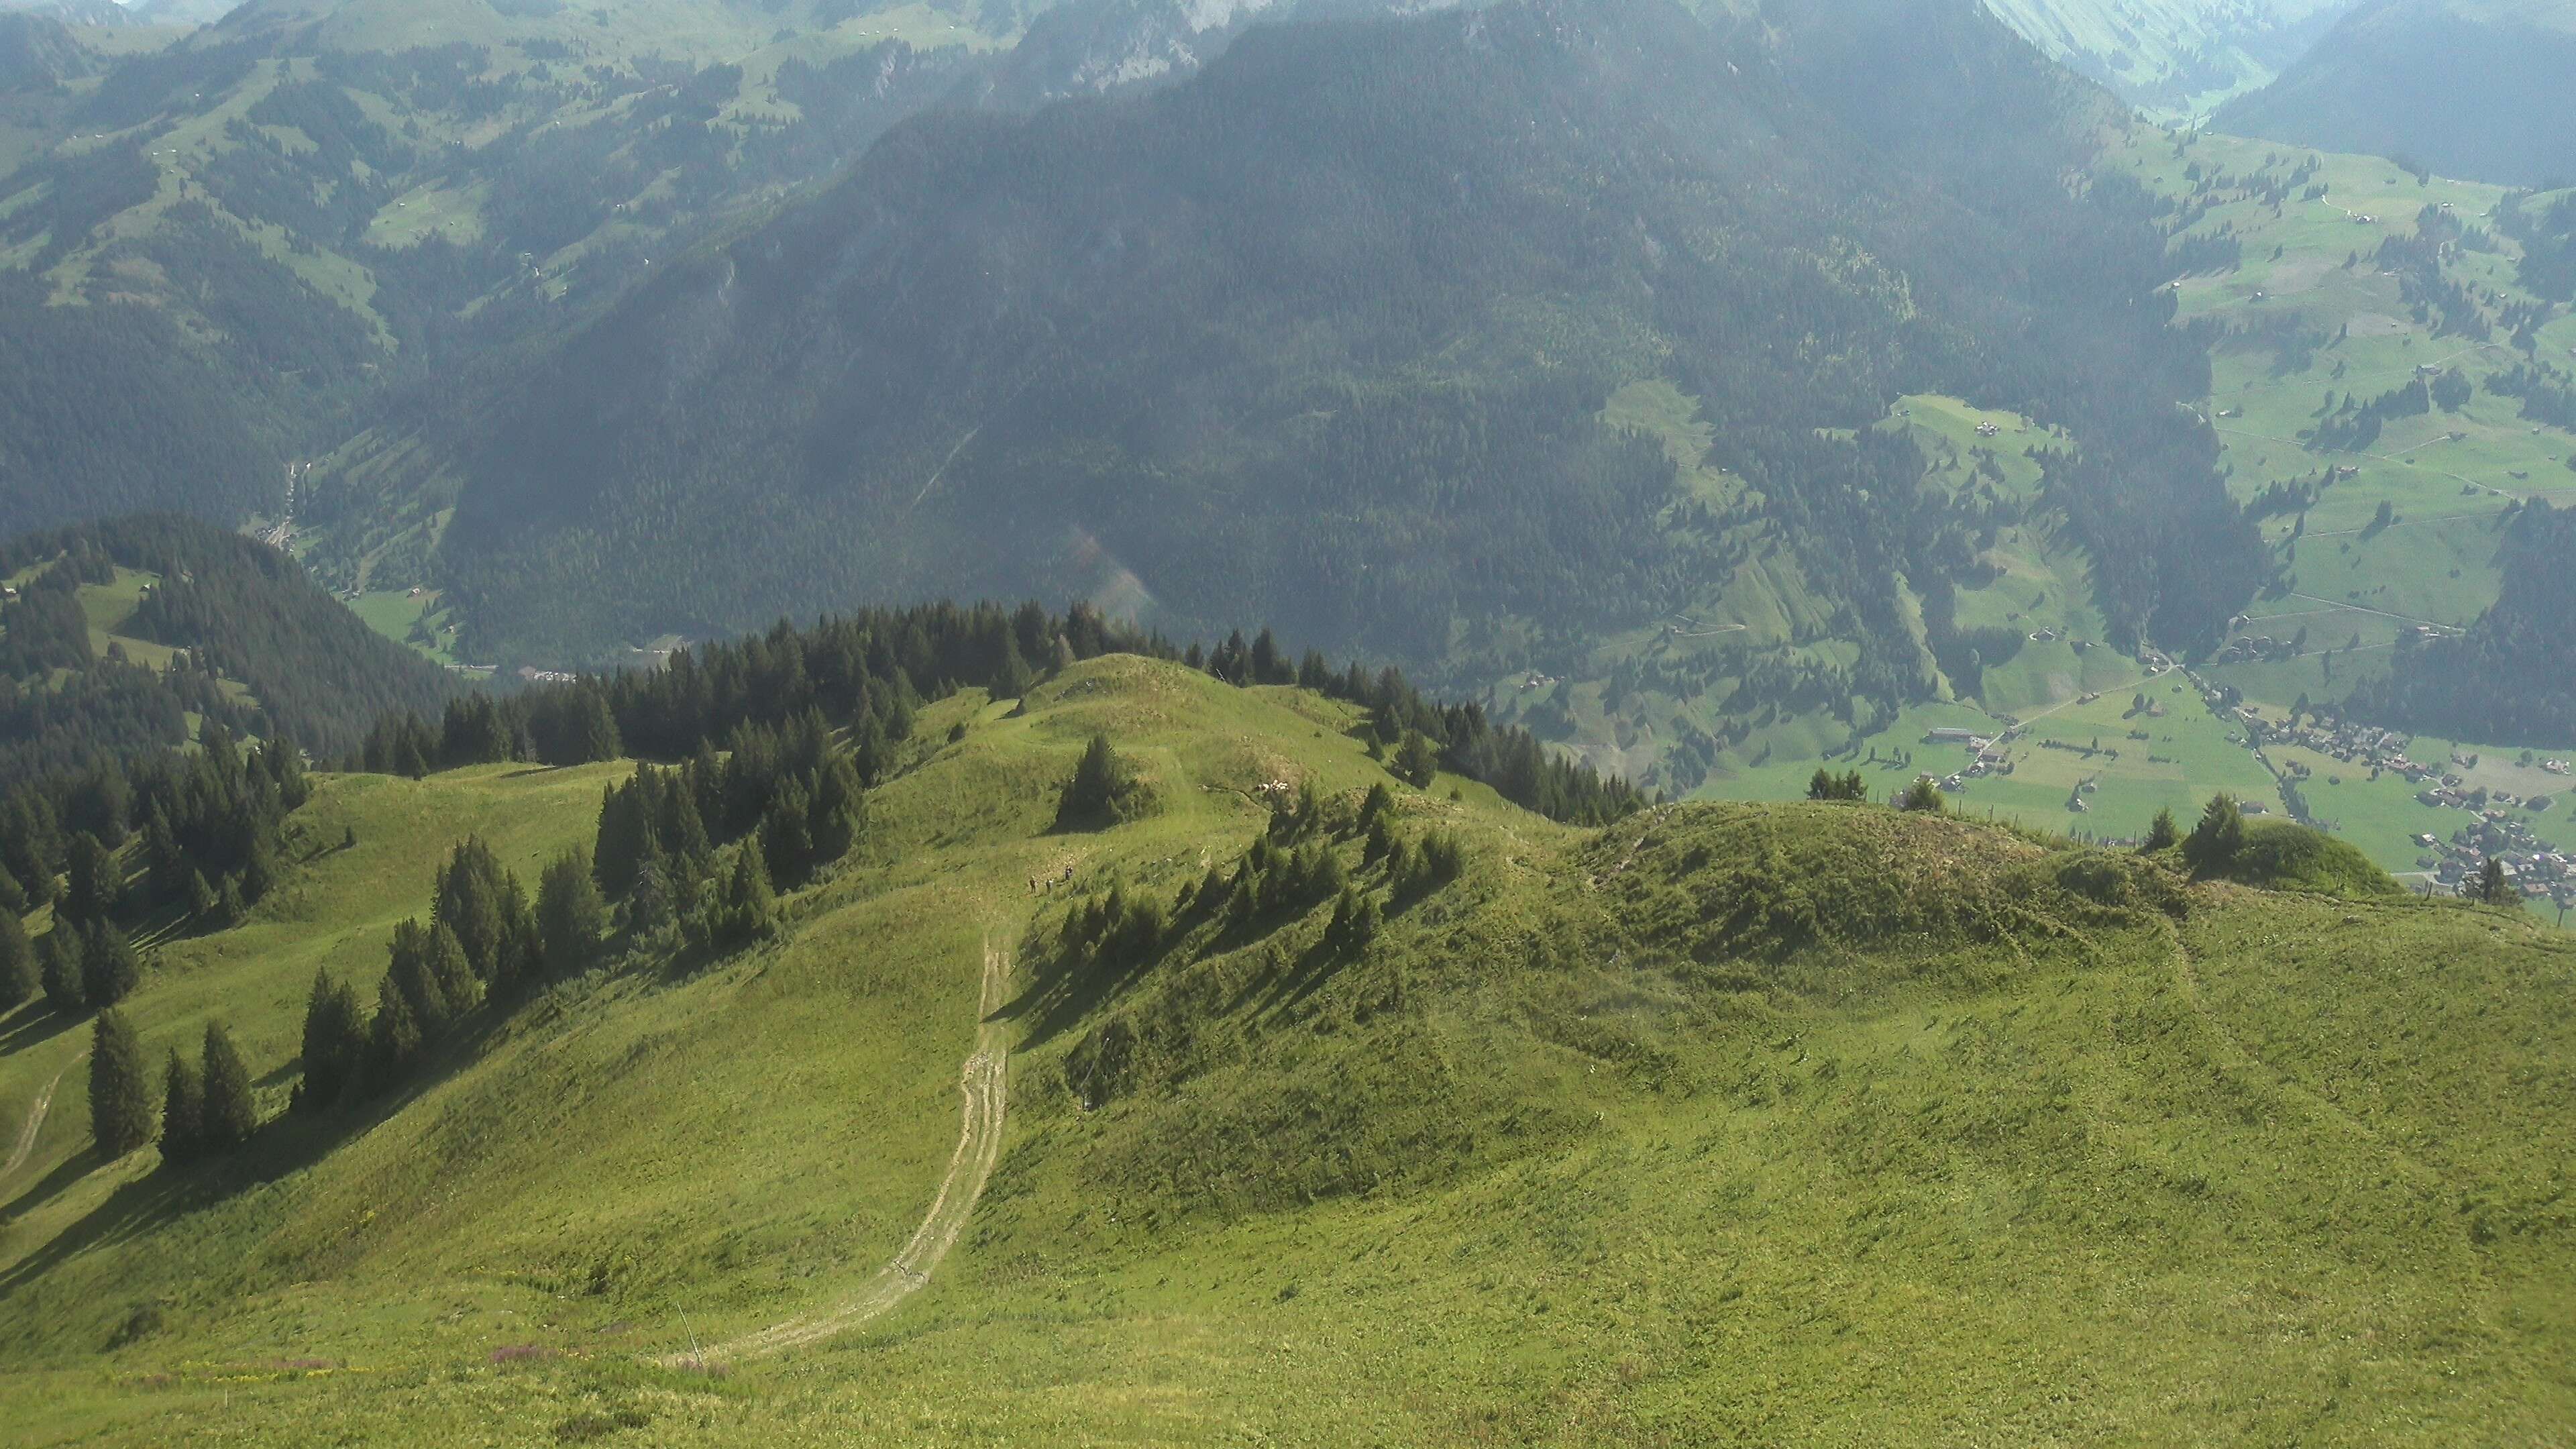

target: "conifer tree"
[537,848,607,978]
[1357,782,1393,831]
[366,975,425,1088]
[80,920,140,1008]
[0,860,23,916]
[2479,856,2510,904]
[40,930,83,1016]
[718,845,777,946]
[423,922,480,1018]
[995,636,1034,700]
[1056,735,1146,831]
[62,830,121,924]
[2143,807,2182,853]
[0,908,32,1012]
[89,1009,154,1157]
[294,969,364,1112]
[383,920,459,1041]
[433,838,517,983]
[763,780,816,885]
[241,841,277,906]
[160,1046,203,1167]
[1394,732,1439,790]
[808,756,867,865]
[2184,794,2246,873]
[199,1022,257,1152]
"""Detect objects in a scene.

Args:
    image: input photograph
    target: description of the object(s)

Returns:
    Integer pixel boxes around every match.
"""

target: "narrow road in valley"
[2,1062,72,1187]
[2212,422,2525,500]
[2284,592,2453,629]
[707,941,1012,1360]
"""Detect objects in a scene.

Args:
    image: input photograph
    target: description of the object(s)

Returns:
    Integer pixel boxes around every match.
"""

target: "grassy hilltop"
[1,653,2570,1444]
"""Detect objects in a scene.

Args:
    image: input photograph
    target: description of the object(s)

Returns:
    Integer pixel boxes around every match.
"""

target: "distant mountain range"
[409,0,2259,790]
[2216,0,2576,186]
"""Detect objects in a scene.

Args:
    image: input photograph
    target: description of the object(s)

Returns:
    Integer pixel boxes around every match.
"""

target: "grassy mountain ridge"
[2215,0,2576,186]
[1,650,2568,1442]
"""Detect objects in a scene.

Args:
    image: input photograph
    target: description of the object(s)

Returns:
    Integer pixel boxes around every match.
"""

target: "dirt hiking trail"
[3,1061,74,1189]
[707,941,1012,1359]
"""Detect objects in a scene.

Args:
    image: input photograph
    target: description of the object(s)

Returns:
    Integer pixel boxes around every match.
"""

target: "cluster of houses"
[2237,712,2424,777]
[2422,818,2575,908]
[2213,634,2301,665]
[1923,727,2016,794]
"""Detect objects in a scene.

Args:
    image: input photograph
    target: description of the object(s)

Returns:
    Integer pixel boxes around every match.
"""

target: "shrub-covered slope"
[1,651,2567,1444]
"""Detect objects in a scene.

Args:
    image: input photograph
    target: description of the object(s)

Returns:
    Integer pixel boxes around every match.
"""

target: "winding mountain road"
[707,942,1012,1360]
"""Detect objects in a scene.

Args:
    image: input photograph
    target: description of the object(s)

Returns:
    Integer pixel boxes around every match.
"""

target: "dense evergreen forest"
[355,601,1647,828]
[2349,500,2576,745]
[2498,190,2576,303]
[437,0,2261,737]
[0,516,457,788]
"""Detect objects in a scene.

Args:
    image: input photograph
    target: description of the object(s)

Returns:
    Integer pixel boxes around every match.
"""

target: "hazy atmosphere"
[0,0,2569,1442]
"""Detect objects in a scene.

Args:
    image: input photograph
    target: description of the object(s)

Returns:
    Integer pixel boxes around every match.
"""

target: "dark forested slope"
[0,515,456,786]
[0,0,1024,539]
[2215,0,2576,186]
[438,0,2260,702]
[2351,499,2576,745]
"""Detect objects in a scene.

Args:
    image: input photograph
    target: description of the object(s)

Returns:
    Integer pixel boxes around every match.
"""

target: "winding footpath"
[706,942,1012,1360]
[2,1061,72,1189]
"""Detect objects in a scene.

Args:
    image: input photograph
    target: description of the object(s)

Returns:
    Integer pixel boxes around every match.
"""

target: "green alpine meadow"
[3,0,2571,1442]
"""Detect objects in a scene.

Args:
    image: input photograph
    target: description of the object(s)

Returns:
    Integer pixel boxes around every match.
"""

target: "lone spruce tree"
[1393,731,1439,790]
[2478,856,2510,905]
[1055,735,1146,831]
[89,1009,154,1157]
[2184,794,2246,875]
[199,1022,258,1152]
[2143,807,2182,853]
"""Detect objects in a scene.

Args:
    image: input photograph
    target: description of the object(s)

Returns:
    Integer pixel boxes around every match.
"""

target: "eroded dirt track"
[708,942,1012,1359]
[2,1062,72,1188]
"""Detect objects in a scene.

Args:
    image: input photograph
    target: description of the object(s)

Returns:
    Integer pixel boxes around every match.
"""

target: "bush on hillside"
[2182,809,2400,898]
[1055,735,1151,833]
